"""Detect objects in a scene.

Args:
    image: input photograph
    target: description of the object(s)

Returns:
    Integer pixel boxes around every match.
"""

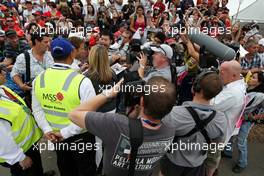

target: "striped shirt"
[240,54,263,70]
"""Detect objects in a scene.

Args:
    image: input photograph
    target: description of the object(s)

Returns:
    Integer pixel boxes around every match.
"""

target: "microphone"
[188,28,236,61]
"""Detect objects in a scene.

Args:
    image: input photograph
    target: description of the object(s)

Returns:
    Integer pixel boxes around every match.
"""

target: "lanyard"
[141,118,162,128]
[53,64,71,69]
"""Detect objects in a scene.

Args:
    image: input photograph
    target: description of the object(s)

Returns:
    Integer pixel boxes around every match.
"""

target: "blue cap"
[51,37,74,58]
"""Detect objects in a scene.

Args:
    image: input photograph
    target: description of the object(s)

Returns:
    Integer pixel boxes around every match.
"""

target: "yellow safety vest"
[34,68,85,131]
[0,86,42,163]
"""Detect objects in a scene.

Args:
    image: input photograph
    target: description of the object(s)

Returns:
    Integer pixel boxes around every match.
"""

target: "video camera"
[126,39,154,65]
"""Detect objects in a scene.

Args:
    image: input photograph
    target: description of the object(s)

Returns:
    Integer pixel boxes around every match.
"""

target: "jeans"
[224,121,253,168]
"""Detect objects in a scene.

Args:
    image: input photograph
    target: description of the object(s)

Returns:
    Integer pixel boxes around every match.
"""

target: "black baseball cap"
[5,30,17,37]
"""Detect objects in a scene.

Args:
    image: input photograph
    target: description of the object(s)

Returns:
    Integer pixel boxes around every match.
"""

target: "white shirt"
[114,2,123,12]
[259,53,264,65]
[210,79,246,144]
[23,9,36,20]
[32,63,96,139]
[0,88,26,165]
[70,59,81,71]
[11,49,54,81]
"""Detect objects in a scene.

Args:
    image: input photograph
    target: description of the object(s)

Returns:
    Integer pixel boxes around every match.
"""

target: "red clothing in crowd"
[89,35,97,47]
[196,0,214,6]
[43,10,62,18]
[2,17,23,33]
[224,18,231,28]
[153,2,166,13]
[37,20,46,27]
[114,30,122,41]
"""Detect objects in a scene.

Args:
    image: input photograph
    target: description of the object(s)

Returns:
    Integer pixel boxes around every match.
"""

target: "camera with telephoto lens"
[121,70,146,107]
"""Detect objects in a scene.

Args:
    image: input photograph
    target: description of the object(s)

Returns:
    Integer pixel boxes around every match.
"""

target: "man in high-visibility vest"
[32,37,97,176]
[0,65,44,175]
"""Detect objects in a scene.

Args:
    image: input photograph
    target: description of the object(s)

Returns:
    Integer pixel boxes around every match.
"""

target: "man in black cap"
[3,30,30,66]
[0,30,30,96]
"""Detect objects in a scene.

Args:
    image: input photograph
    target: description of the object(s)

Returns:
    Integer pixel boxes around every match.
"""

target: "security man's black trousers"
[55,132,97,176]
[160,155,205,176]
[1,145,44,176]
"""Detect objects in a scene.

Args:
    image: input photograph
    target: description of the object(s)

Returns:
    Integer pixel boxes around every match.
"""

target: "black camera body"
[126,39,154,65]
[126,39,142,64]
[119,70,145,107]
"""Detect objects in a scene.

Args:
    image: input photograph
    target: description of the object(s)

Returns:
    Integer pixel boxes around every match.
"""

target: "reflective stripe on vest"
[62,71,79,91]
[40,71,79,91]
[35,68,83,131]
[43,109,68,118]
[12,113,30,139]
[48,122,69,129]
[0,106,10,115]
[18,124,39,147]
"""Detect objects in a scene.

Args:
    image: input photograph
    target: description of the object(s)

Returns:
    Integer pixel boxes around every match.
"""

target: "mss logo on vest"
[42,92,64,102]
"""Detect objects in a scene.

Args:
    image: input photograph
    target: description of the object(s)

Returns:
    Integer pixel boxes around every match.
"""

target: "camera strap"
[23,51,33,109]
[167,106,216,153]
[128,118,143,176]
[24,51,31,83]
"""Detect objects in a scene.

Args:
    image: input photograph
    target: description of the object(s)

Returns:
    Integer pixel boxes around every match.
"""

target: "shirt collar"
[53,63,71,69]
[29,49,49,63]
[225,79,245,88]
[183,101,214,111]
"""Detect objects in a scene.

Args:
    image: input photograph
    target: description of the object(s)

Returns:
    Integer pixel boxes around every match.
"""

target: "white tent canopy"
[226,0,264,23]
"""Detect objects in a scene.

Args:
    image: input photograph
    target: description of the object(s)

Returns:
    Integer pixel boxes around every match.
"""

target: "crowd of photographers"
[0,0,264,176]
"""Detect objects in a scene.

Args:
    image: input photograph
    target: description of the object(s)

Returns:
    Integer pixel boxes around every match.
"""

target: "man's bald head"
[220,60,241,85]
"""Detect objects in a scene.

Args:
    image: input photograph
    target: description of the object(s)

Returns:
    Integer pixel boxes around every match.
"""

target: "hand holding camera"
[137,52,148,69]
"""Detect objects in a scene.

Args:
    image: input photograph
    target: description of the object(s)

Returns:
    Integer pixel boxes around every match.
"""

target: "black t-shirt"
[86,72,118,112]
